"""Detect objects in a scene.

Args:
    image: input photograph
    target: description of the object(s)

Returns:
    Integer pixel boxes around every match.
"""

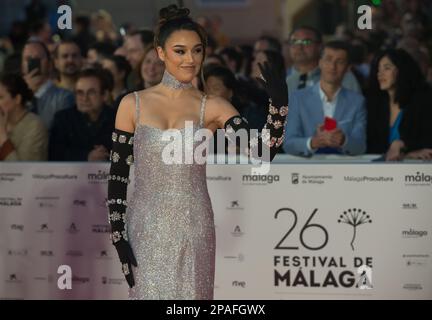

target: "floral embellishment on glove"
[122,263,130,275]
[112,231,122,243]
[269,105,278,115]
[273,120,284,129]
[279,106,289,117]
[126,155,134,166]
[233,117,242,125]
[119,135,127,143]
[112,152,120,163]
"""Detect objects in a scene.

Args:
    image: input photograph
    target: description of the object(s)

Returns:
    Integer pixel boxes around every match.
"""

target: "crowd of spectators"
[0,0,431,162]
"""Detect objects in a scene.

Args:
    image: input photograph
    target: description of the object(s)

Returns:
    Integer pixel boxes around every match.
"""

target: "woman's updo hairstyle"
[154,4,208,57]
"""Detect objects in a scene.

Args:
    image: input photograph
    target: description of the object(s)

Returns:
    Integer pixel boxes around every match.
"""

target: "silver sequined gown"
[127,92,215,299]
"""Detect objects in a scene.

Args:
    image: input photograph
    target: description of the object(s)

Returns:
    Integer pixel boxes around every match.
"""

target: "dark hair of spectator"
[321,40,352,64]
[239,44,253,77]
[9,20,29,51]
[53,40,82,58]
[75,15,91,30]
[350,38,368,65]
[219,47,243,73]
[366,49,430,154]
[204,65,237,92]
[369,48,427,108]
[154,4,207,57]
[77,68,114,93]
[257,35,282,53]
[289,25,323,44]
[2,53,22,75]
[203,65,246,113]
[105,55,132,81]
[260,50,286,76]
[206,54,226,66]
[130,29,155,46]
[24,39,51,61]
[88,42,116,59]
[29,20,47,35]
[0,73,34,105]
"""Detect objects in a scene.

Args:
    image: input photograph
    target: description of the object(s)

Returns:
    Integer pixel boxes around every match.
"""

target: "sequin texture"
[127,92,215,300]
[112,152,120,163]
[161,70,193,90]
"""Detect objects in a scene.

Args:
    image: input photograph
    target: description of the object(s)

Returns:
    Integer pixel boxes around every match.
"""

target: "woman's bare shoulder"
[204,94,239,127]
[138,85,160,96]
[117,92,136,115]
[183,87,206,102]
[115,92,137,132]
[205,94,237,113]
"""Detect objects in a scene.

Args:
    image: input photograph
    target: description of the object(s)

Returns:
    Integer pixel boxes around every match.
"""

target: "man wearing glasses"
[286,26,361,95]
[48,68,115,161]
[283,41,366,157]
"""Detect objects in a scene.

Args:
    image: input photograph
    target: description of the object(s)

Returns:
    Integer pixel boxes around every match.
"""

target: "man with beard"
[123,29,154,90]
[22,39,75,131]
[54,40,83,92]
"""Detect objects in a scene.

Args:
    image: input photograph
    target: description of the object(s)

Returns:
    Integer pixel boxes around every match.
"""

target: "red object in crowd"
[324,116,337,131]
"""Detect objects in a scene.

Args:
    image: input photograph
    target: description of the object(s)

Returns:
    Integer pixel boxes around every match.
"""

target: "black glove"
[255,61,289,108]
[107,128,137,288]
[224,62,289,162]
[114,240,137,288]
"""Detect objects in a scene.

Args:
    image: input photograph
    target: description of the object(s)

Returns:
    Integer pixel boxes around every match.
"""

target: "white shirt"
[34,80,54,99]
[318,85,341,118]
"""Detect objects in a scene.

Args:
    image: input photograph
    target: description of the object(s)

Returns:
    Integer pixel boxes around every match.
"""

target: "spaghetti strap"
[133,91,140,123]
[199,94,207,127]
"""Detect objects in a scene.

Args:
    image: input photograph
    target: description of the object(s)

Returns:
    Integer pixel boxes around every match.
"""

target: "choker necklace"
[161,70,193,90]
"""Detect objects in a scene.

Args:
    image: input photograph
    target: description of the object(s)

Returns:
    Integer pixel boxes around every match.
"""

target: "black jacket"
[367,87,432,154]
[49,104,115,161]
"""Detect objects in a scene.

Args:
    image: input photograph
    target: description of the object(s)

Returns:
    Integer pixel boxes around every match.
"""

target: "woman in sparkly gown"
[107,5,289,300]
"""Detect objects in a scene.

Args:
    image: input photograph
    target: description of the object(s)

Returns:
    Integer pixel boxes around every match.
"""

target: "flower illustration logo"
[338,208,372,250]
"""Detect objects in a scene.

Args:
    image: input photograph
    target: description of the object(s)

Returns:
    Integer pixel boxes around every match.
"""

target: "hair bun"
[158,4,190,26]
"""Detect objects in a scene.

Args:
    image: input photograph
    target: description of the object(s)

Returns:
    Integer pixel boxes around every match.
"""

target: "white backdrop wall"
[0,163,431,299]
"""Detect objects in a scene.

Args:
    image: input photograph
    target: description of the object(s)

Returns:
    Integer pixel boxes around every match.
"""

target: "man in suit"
[285,26,361,94]
[48,68,115,161]
[283,41,367,156]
